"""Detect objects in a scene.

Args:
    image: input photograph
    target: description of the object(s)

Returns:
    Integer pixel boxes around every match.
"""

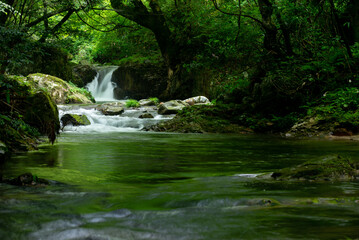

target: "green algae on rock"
[61,114,91,129]
[149,104,251,133]
[271,155,359,181]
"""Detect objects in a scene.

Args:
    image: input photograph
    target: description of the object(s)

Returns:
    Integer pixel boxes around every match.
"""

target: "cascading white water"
[58,105,174,133]
[60,66,174,133]
[86,66,119,102]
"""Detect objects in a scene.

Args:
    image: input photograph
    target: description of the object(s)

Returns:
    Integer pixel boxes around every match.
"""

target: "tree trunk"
[258,0,281,55]
[329,0,352,57]
[111,0,187,99]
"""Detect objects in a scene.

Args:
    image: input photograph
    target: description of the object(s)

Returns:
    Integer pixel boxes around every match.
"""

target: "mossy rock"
[61,114,91,128]
[158,100,189,115]
[23,90,60,143]
[271,155,359,181]
[149,105,251,133]
[27,73,95,104]
[0,75,60,153]
[72,64,97,87]
[97,102,125,115]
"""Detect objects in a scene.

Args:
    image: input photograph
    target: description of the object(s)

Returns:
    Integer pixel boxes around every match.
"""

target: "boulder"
[139,113,154,119]
[139,99,158,106]
[112,64,168,100]
[61,114,91,128]
[158,100,189,115]
[27,73,95,104]
[0,75,60,153]
[184,96,212,106]
[271,155,359,181]
[97,102,125,115]
[72,64,97,87]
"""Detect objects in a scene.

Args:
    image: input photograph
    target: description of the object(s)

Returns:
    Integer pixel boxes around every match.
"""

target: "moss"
[71,114,91,125]
[150,104,251,133]
[126,99,140,108]
[0,115,39,153]
[271,155,359,181]
[27,73,95,104]
[0,75,60,153]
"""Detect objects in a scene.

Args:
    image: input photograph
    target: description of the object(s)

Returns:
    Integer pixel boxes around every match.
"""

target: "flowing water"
[1,79,359,239]
[86,67,118,102]
[1,125,359,239]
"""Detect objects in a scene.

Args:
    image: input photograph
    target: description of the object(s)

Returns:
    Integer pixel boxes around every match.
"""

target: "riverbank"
[0,74,95,158]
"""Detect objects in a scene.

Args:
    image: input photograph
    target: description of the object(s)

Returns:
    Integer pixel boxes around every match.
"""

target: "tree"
[110,0,208,98]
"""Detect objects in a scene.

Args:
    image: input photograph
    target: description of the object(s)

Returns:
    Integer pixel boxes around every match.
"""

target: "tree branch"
[210,0,264,27]
[25,7,73,28]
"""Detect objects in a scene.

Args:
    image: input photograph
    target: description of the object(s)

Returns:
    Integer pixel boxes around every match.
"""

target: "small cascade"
[58,105,174,133]
[86,66,118,102]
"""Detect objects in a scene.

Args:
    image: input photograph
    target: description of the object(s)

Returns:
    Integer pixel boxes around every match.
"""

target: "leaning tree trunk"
[110,0,189,99]
[258,0,281,55]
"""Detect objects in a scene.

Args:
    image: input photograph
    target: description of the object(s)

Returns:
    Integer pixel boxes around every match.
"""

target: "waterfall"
[86,66,118,102]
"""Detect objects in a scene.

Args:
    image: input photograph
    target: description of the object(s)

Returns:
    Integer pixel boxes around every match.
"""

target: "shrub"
[149,97,160,105]
[125,99,140,108]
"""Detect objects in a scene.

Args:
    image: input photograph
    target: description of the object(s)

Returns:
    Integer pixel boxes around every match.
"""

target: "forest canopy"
[1,0,359,109]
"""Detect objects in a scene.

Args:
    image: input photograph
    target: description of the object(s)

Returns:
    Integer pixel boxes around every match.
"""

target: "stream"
[1,68,359,239]
[1,131,359,239]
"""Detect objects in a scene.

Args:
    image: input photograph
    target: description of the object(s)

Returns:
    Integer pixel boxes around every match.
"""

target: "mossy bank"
[0,73,95,158]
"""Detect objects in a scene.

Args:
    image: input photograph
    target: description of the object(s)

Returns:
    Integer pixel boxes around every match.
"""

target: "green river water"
[1,132,359,239]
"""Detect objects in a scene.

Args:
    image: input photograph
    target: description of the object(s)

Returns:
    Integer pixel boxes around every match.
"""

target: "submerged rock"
[27,73,95,104]
[158,100,189,115]
[139,113,154,119]
[61,114,91,128]
[271,155,359,181]
[2,173,49,186]
[97,102,125,115]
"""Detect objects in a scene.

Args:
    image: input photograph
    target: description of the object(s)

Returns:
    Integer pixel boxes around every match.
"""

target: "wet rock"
[2,173,49,186]
[27,73,94,104]
[184,96,212,106]
[112,64,167,100]
[61,114,91,128]
[271,155,359,181]
[1,75,60,148]
[72,64,97,87]
[97,102,125,115]
[158,100,189,115]
[139,113,154,119]
[332,128,352,136]
[139,99,158,106]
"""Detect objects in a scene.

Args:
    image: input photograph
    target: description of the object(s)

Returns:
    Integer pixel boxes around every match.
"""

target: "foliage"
[125,99,140,108]
[149,97,159,105]
[68,81,95,102]
[0,113,40,138]
[0,74,59,149]
[305,88,359,132]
